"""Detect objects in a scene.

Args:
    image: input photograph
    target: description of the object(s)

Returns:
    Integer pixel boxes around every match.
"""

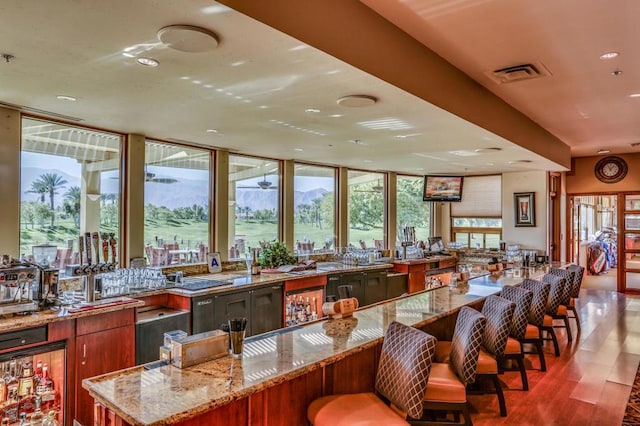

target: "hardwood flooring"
[470,289,640,426]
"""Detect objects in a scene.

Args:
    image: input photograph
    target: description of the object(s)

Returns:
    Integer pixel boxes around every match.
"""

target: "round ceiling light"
[158,25,219,52]
[337,95,378,108]
[474,147,502,153]
[508,160,532,164]
[600,52,619,60]
[136,57,159,67]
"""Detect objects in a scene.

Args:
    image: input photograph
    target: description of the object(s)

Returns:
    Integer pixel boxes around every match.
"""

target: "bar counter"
[84,267,549,426]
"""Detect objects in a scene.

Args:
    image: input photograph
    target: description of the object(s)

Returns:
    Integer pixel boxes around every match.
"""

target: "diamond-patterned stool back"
[549,268,575,305]
[375,321,437,420]
[500,286,533,340]
[520,279,550,327]
[449,306,487,386]
[542,273,566,314]
[481,295,515,357]
[567,264,585,298]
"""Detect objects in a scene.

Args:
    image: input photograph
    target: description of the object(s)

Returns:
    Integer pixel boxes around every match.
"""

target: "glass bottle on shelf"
[29,397,43,426]
[42,411,58,426]
[18,412,28,426]
[17,358,34,398]
[37,365,56,411]
[0,363,7,404]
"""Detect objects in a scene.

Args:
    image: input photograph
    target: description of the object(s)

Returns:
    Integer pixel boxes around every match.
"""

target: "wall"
[0,107,21,256]
[502,171,548,252]
[566,153,640,194]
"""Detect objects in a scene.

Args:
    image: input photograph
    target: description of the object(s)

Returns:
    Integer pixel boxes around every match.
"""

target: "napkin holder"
[322,297,359,319]
[171,329,229,368]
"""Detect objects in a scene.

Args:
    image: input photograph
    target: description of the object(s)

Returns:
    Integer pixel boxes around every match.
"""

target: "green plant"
[259,241,297,268]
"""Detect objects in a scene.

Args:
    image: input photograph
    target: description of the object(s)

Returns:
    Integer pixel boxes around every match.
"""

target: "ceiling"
[3,0,631,177]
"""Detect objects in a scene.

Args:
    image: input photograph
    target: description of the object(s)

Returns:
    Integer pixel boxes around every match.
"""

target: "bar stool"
[519,279,551,371]
[547,268,576,341]
[566,264,585,333]
[499,285,534,390]
[416,306,487,426]
[541,273,567,353]
[308,321,437,426]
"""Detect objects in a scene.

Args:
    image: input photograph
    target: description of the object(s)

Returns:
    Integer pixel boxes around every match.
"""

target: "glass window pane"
[452,218,502,228]
[20,118,122,271]
[397,175,430,243]
[144,141,210,266]
[454,233,469,247]
[230,155,280,258]
[348,170,385,248]
[625,233,640,250]
[485,234,501,249]
[293,164,336,254]
[470,233,484,249]
[625,195,640,211]
[625,215,640,231]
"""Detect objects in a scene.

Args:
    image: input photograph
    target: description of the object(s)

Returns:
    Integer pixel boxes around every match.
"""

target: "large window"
[20,118,122,270]
[143,141,210,266]
[229,155,280,258]
[293,164,336,254]
[452,218,502,249]
[397,175,431,244]
[348,170,385,248]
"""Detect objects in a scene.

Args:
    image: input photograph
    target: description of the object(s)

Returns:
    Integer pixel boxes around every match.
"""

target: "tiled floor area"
[471,289,640,425]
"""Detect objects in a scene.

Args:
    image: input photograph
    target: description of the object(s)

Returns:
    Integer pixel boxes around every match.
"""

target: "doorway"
[569,194,618,291]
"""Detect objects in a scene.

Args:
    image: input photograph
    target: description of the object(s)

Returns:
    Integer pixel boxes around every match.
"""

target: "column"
[0,107,21,256]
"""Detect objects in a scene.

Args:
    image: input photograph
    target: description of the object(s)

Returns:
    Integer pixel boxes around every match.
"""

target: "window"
[229,155,280,258]
[20,118,122,270]
[144,141,210,266]
[348,170,385,248]
[397,175,431,243]
[450,175,502,249]
[293,164,336,254]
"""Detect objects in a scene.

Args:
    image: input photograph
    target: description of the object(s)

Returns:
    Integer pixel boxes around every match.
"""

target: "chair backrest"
[520,279,551,327]
[500,286,533,340]
[449,306,487,386]
[542,273,566,314]
[548,268,575,305]
[567,264,585,298]
[375,321,437,420]
[481,295,516,357]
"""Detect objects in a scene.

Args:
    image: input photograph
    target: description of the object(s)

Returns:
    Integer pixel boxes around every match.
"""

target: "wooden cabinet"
[75,310,135,426]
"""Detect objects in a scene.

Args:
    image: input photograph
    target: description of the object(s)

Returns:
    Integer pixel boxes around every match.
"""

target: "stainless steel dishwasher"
[135,306,190,365]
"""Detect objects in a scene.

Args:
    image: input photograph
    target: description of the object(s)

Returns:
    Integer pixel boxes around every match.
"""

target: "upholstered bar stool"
[308,321,437,426]
[414,306,487,426]
[541,273,568,353]
[548,268,577,341]
[566,264,586,333]
[519,279,551,371]
[499,285,534,390]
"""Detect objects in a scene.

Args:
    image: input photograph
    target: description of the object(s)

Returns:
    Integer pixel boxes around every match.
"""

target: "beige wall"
[566,154,640,194]
[502,171,548,252]
[0,107,21,256]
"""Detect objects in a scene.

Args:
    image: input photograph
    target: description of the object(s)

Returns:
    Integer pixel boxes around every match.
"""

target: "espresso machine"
[0,262,40,315]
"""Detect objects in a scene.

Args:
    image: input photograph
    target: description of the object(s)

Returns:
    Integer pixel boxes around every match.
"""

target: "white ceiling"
[2,0,626,176]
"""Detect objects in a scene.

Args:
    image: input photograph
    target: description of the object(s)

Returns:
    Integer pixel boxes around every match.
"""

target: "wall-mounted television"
[423,175,464,202]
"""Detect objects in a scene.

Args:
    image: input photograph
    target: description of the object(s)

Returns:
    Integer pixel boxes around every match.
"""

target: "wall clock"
[594,156,628,183]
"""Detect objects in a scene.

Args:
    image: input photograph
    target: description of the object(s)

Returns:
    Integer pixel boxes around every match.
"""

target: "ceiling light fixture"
[600,52,619,60]
[597,149,611,154]
[508,160,532,164]
[474,147,502,153]
[329,114,343,118]
[337,95,378,108]
[294,148,303,152]
[629,93,640,98]
[56,95,77,102]
[157,25,219,52]
[611,69,623,76]
[136,57,159,67]
[630,142,640,147]
[305,108,320,113]
[349,139,364,145]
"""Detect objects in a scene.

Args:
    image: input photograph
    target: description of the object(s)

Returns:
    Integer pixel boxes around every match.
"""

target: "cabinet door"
[214,291,252,335]
[251,284,283,336]
[326,275,340,301]
[192,295,216,335]
[364,271,387,306]
[76,325,135,426]
[340,273,365,306]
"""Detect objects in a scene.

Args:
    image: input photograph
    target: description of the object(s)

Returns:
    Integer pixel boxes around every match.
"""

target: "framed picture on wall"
[514,192,535,227]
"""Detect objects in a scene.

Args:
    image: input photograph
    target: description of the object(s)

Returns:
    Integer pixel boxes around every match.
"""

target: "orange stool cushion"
[308,393,410,426]
[476,347,498,374]
[525,324,540,339]
[543,315,553,327]
[556,305,568,316]
[434,341,452,363]
[504,337,521,355]
[569,298,576,307]
[424,362,466,403]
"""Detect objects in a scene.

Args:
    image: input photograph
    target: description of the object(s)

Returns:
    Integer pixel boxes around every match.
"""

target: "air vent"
[489,62,551,84]
[0,101,83,122]
[630,142,640,148]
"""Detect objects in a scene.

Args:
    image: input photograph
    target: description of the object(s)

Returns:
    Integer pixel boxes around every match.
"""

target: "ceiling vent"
[488,62,551,84]
[0,101,83,122]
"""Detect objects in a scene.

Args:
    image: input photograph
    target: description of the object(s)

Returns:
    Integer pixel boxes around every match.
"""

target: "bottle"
[28,397,43,426]
[18,412,28,426]
[17,358,34,398]
[0,363,7,404]
[42,411,58,426]
[37,366,56,411]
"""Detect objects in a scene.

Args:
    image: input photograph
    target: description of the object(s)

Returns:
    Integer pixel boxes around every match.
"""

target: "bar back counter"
[85,267,554,426]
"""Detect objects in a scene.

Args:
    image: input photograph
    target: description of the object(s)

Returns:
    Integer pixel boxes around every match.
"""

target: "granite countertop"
[0,297,143,332]
[83,267,549,426]
[392,255,456,265]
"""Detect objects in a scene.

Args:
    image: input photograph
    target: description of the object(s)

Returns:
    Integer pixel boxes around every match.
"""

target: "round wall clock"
[594,156,628,183]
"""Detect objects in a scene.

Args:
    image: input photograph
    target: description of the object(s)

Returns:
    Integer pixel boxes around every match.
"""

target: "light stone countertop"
[83,267,550,426]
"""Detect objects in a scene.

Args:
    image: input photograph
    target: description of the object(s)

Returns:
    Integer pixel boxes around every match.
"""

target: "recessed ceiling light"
[157,25,219,52]
[600,52,619,60]
[206,129,219,133]
[136,57,159,67]
[630,142,640,147]
[329,114,343,118]
[349,139,364,145]
[363,159,373,163]
[508,160,532,164]
[305,108,320,113]
[474,147,502,153]
[337,95,378,108]
[597,149,611,154]
[56,95,76,102]
[294,148,304,152]
[611,69,623,76]
[629,93,640,98]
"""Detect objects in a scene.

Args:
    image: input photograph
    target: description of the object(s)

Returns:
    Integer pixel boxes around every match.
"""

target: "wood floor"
[470,288,640,426]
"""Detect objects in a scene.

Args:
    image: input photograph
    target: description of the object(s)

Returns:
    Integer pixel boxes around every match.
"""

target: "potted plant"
[259,241,297,269]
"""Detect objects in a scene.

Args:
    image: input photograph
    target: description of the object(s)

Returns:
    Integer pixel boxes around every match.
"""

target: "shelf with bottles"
[0,350,63,426]
[285,289,323,327]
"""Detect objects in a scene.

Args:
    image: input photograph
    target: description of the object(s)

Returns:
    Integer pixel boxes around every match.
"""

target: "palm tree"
[63,186,81,227]
[35,173,68,228]
[27,180,47,203]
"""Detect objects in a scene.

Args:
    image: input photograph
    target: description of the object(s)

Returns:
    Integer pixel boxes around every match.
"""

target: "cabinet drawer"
[0,326,47,351]
[77,309,135,336]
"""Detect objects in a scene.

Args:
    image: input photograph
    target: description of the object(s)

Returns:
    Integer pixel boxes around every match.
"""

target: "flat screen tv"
[423,175,464,202]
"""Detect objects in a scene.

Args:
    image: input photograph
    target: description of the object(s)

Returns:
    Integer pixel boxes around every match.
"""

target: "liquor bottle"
[17,358,34,398]
[37,365,56,411]
[28,397,43,426]
[18,412,28,426]
[32,361,43,391]
[0,363,7,404]
[42,411,58,426]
